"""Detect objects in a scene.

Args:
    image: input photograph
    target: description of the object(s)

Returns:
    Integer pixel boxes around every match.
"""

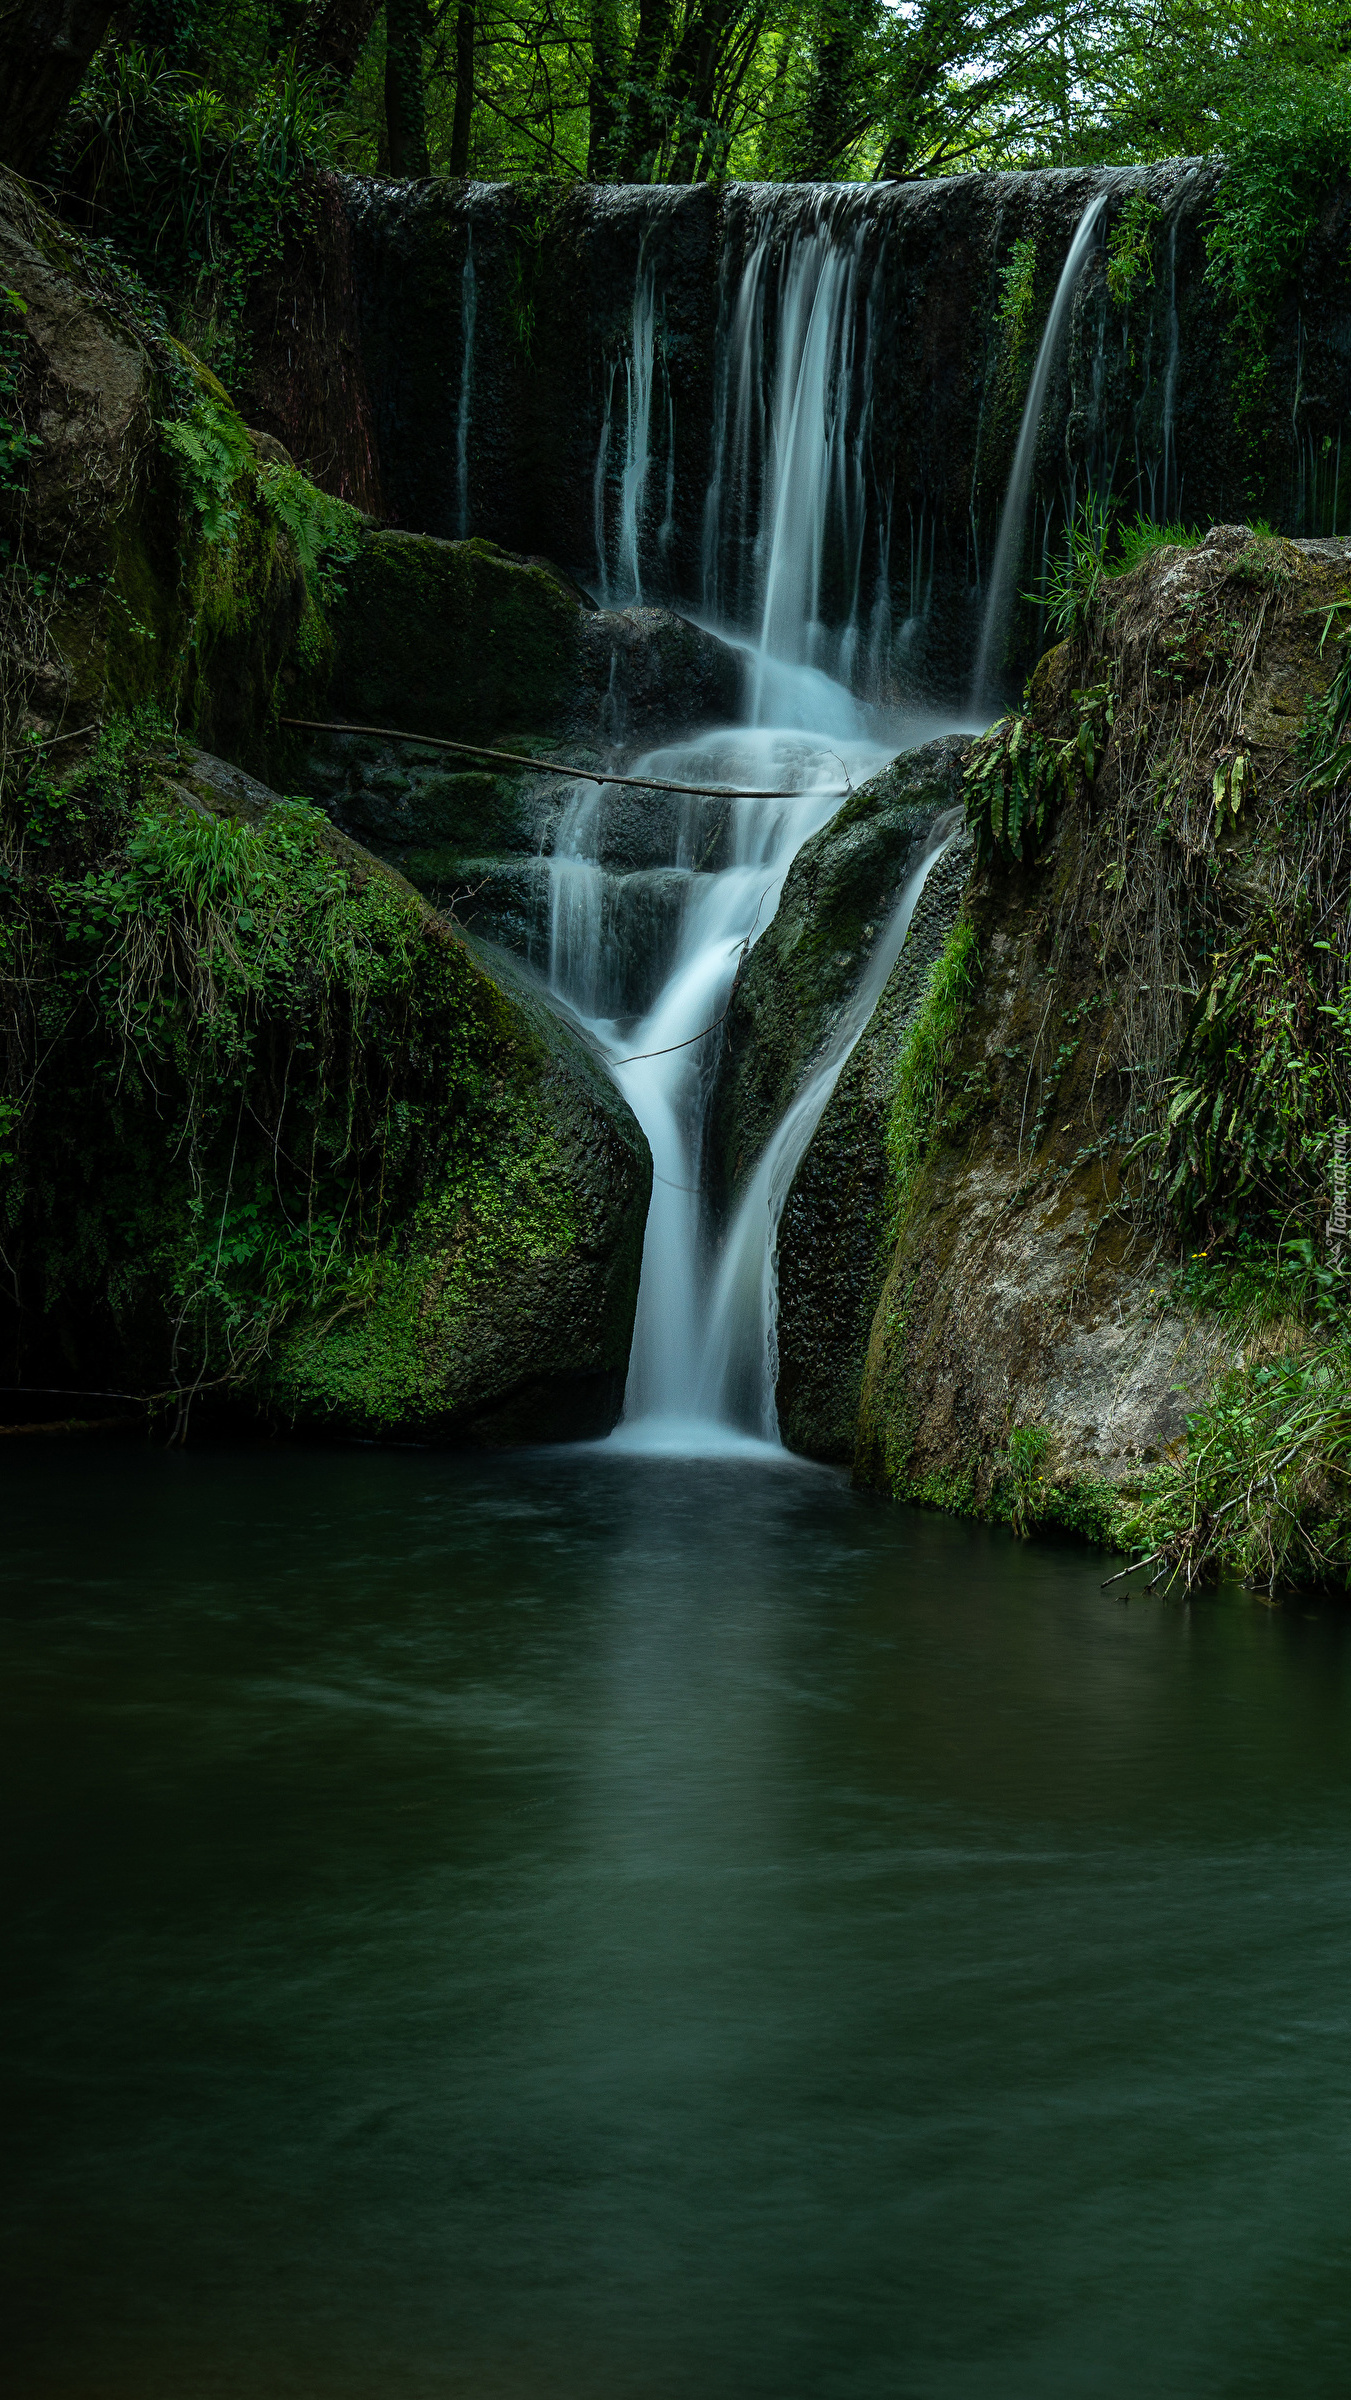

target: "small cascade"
[701,190,883,694]
[595,238,667,602]
[696,818,957,1439]
[971,192,1109,710]
[455,233,476,539]
[545,720,897,1452]
[617,248,657,601]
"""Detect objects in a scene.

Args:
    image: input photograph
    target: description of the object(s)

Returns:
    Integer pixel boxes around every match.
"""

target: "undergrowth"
[0,727,549,1423]
[49,45,339,386]
[1105,192,1160,309]
[965,681,1113,866]
[996,236,1038,380]
[1120,1335,1351,1593]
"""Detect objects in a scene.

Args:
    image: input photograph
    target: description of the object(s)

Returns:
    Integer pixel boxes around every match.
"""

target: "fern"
[257,465,360,603]
[159,391,254,545]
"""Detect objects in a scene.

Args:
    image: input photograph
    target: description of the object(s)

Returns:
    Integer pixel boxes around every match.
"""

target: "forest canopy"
[8,0,1351,189]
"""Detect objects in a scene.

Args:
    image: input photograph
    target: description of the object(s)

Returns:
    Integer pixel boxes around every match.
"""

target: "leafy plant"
[1105,190,1161,308]
[1205,70,1351,462]
[964,682,1113,867]
[996,235,1038,366]
[1109,515,1201,577]
[1033,493,1112,638]
[159,387,256,544]
[1120,1336,1351,1593]
[257,464,361,602]
[0,289,40,495]
[52,44,338,387]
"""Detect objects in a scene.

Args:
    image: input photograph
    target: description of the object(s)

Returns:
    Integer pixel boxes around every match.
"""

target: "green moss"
[893,1460,980,1517]
[273,1105,582,1431]
[989,1425,1123,1546]
[1,727,589,1408]
[323,532,579,741]
[885,917,980,1229]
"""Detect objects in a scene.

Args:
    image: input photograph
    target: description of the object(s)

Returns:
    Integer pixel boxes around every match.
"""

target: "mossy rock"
[1,740,652,1444]
[775,833,973,1463]
[709,736,968,1211]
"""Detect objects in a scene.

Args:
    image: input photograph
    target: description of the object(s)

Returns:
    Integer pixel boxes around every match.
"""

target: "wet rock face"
[774,834,973,1465]
[708,736,969,1214]
[854,529,1351,1514]
[0,169,186,734]
[273,918,654,1447]
[262,166,1351,702]
[285,526,744,958]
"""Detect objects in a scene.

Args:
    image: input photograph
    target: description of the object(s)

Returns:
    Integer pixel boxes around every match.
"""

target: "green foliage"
[997,236,1038,364]
[885,918,980,1222]
[1134,594,1351,1244]
[506,179,566,360]
[1120,1335,1351,1592]
[0,726,530,1407]
[1205,68,1351,456]
[1172,1232,1350,1331]
[990,1423,1120,1545]
[965,682,1113,867]
[1034,494,1112,639]
[159,388,256,544]
[1299,595,1351,797]
[1149,923,1351,1235]
[256,464,361,603]
[1105,190,1161,306]
[1109,515,1203,576]
[0,289,41,496]
[53,43,338,383]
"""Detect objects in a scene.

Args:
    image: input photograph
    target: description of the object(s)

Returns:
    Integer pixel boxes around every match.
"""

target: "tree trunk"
[385,0,430,176]
[617,0,674,181]
[298,0,382,87]
[0,0,116,176]
[449,0,474,177]
[587,0,623,180]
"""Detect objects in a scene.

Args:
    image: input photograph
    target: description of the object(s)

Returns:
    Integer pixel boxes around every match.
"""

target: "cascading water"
[547,199,967,1456]
[971,192,1109,710]
[701,190,883,693]
[697,812,959,1440]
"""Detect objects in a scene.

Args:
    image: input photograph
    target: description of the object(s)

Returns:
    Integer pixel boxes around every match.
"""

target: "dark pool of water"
[3,1441,1350,2398]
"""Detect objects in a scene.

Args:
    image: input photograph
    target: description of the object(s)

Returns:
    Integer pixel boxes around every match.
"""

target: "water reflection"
[3,1444,1350,2398]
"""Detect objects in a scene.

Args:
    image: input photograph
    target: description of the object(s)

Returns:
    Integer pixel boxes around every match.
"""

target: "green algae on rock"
[0,737,650,1438]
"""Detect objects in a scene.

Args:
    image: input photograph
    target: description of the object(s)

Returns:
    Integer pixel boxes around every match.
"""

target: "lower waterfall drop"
[545,688,962,1455]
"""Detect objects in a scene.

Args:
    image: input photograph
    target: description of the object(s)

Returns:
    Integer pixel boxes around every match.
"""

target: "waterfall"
[617,248,657,601]
[699,191,879,692]
[971,192,1108,710]
[543,198,969,1456]
[455,233,476,539]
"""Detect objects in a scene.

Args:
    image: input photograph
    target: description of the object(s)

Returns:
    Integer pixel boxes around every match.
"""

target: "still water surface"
[4,1443,1351,2397]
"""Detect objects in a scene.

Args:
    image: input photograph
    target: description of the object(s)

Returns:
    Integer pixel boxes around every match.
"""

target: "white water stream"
[971,192,1108,710]
[552,206,966,1455]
